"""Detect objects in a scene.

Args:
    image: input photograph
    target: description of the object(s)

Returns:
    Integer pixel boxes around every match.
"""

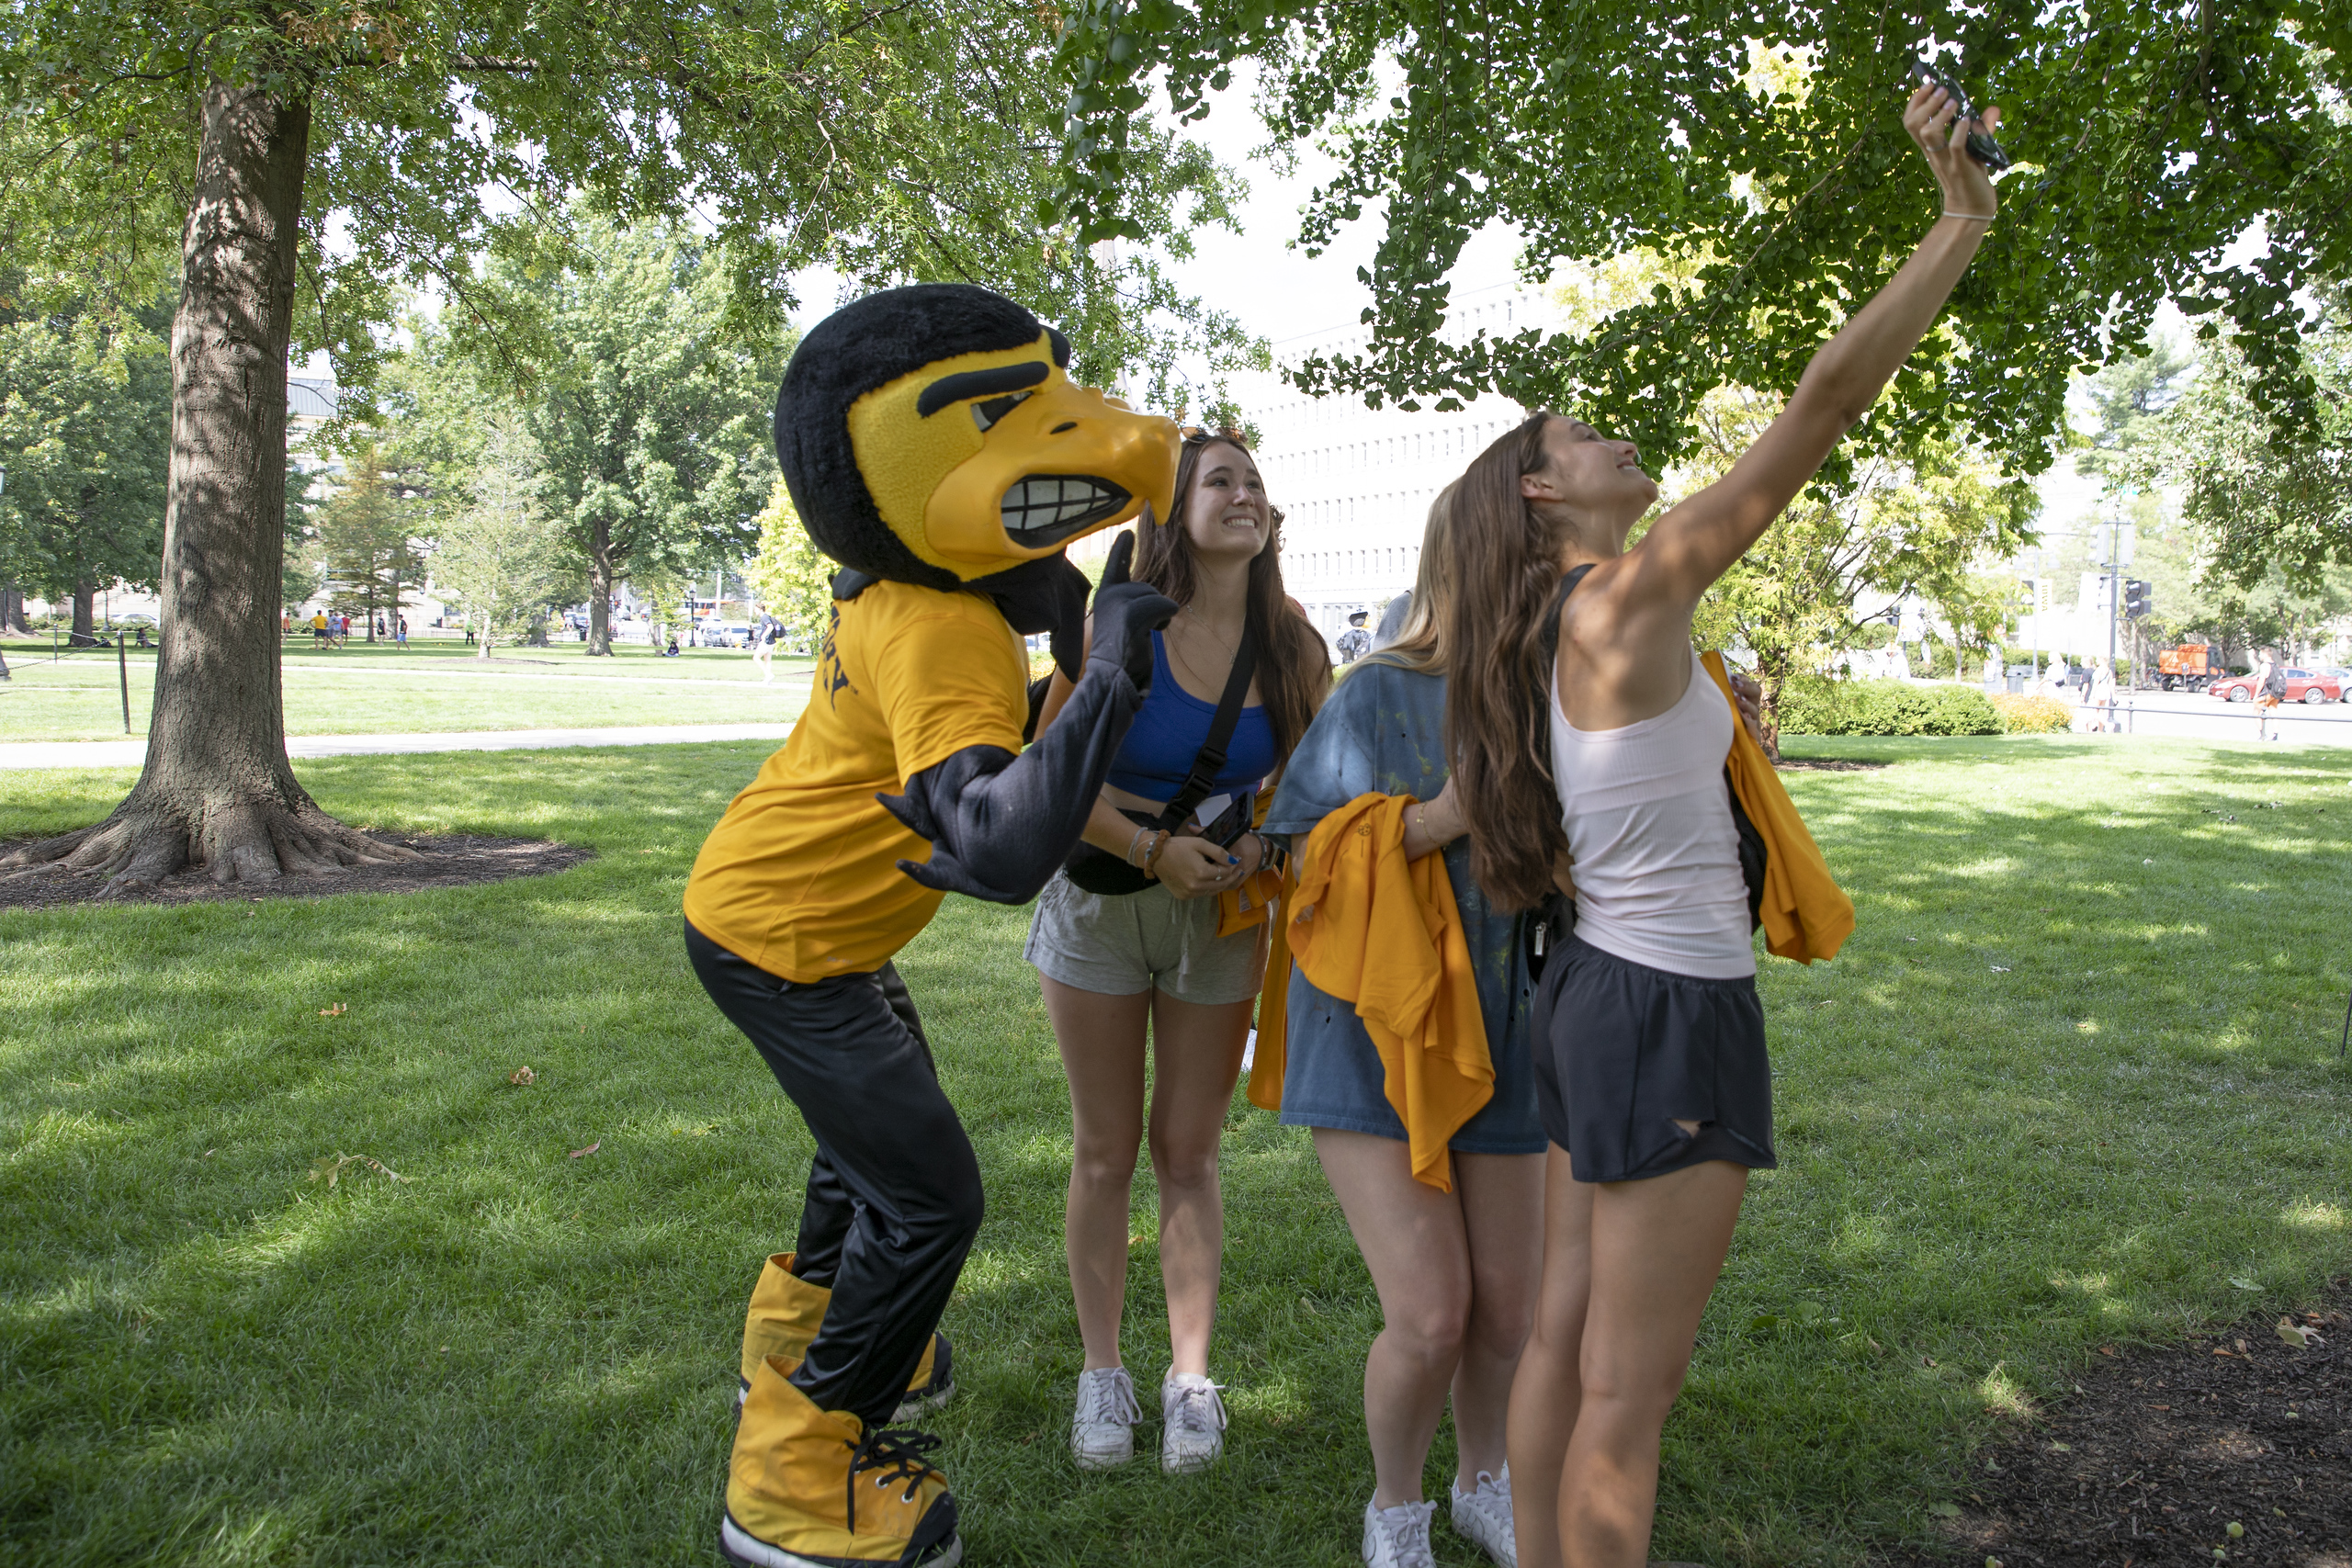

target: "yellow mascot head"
[775,284,1178,589]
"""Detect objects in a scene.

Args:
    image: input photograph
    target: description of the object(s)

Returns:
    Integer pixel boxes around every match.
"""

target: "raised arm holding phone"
[1425,78,2008,1568]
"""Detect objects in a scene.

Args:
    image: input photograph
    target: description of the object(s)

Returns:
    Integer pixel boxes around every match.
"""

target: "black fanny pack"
[1063,618,1260,897]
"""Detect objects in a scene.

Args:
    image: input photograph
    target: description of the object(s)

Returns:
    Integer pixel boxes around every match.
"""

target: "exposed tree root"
[0,795,416,895]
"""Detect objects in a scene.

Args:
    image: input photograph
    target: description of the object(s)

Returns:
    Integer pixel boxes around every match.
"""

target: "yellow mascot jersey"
[684,579,1029,981]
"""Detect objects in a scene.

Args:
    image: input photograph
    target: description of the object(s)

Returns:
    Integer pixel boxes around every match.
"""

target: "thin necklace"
[1168,608,1239,692]
[1174,605,1240,662]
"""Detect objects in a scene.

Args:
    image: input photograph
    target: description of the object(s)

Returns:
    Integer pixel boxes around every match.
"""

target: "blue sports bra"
[1103,630,1277,801]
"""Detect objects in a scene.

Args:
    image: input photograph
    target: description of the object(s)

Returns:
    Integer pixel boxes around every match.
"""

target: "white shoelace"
[1368,1499,1437,1566]
[1453,1470,1515,1564]
[1075,1367,1139,1427]
[1162,1376,1227,1436]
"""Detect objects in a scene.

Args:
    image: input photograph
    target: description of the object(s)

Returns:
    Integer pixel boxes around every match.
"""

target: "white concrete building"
[1238,280,1552,649]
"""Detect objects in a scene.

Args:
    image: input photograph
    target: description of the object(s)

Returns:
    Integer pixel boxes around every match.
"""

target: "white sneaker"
[1363,1496,1438,1567]
[1450,1467,1518,1566]
[1159,1371,1227,1473]
[1070,1365,1139,1470]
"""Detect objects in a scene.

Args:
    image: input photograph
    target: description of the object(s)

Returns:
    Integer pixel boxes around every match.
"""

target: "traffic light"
[2123,579,2152,619]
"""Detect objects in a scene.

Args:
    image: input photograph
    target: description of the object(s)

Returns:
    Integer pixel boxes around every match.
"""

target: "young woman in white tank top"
[1433,80,2007,1568]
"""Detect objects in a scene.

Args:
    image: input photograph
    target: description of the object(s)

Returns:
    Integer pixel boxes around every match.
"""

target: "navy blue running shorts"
[1532,934,1776,1184]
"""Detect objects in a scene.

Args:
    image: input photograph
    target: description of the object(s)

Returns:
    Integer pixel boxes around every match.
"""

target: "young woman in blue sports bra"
[1025,430,1331,1475]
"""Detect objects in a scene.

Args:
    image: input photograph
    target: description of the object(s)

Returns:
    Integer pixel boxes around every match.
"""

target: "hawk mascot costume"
[684,283,1179,1568]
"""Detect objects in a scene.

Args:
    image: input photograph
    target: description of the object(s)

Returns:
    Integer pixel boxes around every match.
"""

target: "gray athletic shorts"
[1024,872,1269,1005]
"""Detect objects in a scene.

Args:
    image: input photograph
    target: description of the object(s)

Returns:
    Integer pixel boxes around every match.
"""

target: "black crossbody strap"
[1155,610,1260,832]
[1535,564,1595,669]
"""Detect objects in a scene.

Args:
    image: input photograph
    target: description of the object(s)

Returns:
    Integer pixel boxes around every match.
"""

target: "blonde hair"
[1367,484,1459,675]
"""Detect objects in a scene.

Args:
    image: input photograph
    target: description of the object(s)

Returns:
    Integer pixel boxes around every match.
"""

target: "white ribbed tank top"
[1547,649,1755,978]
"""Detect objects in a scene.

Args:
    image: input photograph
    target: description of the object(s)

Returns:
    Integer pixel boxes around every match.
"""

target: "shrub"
[1989,692,2072,734]
[1776,678,2004,737]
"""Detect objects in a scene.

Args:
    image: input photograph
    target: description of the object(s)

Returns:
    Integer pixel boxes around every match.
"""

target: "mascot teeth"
[1001,476,1131,543]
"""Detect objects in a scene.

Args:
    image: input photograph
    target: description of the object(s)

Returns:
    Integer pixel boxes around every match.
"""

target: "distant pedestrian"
[2256,648,2286,740]
[2088,657,2116,732]
[396,616,409,647]
[1336,609,1372,664]
[750,604,781,684]
[311,610,328,648]
[374,615,386,639]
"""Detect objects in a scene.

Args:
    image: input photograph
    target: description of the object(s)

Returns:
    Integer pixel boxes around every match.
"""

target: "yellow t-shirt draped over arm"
[683,580,1029,982]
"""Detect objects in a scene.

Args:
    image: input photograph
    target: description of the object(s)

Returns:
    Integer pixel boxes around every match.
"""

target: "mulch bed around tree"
[1883,1285,2349,1568]
[1776,757,1892,772]
[0,832,594,911]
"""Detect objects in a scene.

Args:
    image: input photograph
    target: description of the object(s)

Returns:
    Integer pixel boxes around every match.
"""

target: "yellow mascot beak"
[847,333,1180,581]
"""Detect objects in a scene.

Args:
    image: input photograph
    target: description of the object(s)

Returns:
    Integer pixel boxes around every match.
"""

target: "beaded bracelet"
[1141,829,1171,874]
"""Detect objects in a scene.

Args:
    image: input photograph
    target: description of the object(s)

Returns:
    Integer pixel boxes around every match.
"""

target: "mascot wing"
[880,534,1171,902]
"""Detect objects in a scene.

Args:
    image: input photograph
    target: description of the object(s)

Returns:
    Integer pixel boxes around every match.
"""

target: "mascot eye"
[971,392,1033,433]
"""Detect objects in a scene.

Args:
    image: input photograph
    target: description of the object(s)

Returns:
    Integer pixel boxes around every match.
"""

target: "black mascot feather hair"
[775,283,1071,590]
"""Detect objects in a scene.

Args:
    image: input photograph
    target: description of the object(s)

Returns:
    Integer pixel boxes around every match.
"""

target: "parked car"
[2209,668,2341,704]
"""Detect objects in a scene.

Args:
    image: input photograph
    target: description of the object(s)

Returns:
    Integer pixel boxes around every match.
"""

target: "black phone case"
[1910,60,2012,173]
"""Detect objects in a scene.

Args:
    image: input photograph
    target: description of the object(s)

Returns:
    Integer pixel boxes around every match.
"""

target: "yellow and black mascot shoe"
[737,1254,955,1422]
[723,1355,961,1568]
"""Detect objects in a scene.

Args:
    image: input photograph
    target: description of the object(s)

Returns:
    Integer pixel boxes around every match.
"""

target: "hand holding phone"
[1909,60,2011,172]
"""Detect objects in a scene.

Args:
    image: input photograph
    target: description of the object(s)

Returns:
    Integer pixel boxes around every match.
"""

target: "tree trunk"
[1757,650,1789,757]
[0,582,28,634]
[3,82,405,890]
[70,580,98,646]
[586,519,614,656]
[476,607,492,658]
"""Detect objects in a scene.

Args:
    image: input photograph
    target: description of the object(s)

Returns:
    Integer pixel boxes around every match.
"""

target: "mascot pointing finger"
[684,284,1179,1568]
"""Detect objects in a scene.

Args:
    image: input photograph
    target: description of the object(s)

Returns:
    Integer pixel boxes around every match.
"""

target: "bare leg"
[1315,1127,1473,1506]
[1146,988,1253,1376]
[1042,976,1152,1372]
[1507,1147,1591,1568]
[1450,1149,1545,1488]
[1559,1160,1748,1568]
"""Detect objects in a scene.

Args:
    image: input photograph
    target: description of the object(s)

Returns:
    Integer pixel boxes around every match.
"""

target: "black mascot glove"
[877,532,1174,904]
[1088,530,1177,690]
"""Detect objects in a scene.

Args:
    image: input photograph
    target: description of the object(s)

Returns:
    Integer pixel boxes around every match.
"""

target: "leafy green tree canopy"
[0,305,169,639]
[5,0,1252,396]
[1057,1,2352,477]
[2122,294,2352,587]
[484,214,780,655]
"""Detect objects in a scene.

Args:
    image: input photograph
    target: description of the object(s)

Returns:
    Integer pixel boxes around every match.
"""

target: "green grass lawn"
[0,638,816,742]
[4,736,2348,1567]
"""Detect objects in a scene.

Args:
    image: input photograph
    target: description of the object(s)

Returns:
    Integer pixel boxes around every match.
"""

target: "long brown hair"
[1371,484,1459,675]
[1442,412,1570,912]
[1131,434,1330,757]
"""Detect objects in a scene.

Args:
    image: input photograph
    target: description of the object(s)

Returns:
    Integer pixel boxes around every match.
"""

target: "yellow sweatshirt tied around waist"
[1277,792,1492,1192]
[1701,650,1855,964]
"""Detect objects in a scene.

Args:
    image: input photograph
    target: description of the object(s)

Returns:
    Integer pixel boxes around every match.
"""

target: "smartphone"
[1909,59,2011,173]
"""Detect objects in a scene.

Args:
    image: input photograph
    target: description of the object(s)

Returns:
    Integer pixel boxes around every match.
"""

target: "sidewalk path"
[0,722,795,771]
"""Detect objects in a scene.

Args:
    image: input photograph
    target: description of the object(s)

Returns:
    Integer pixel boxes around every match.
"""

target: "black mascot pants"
[685,919,983,1429]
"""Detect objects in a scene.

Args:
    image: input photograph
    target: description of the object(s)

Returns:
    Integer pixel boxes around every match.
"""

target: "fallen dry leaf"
[318,1003,346,1017]
[2277,1316,2324,1348]
[307,1152,408,1188]
[568,1141,600,1159]
[509,1066,536,1086]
